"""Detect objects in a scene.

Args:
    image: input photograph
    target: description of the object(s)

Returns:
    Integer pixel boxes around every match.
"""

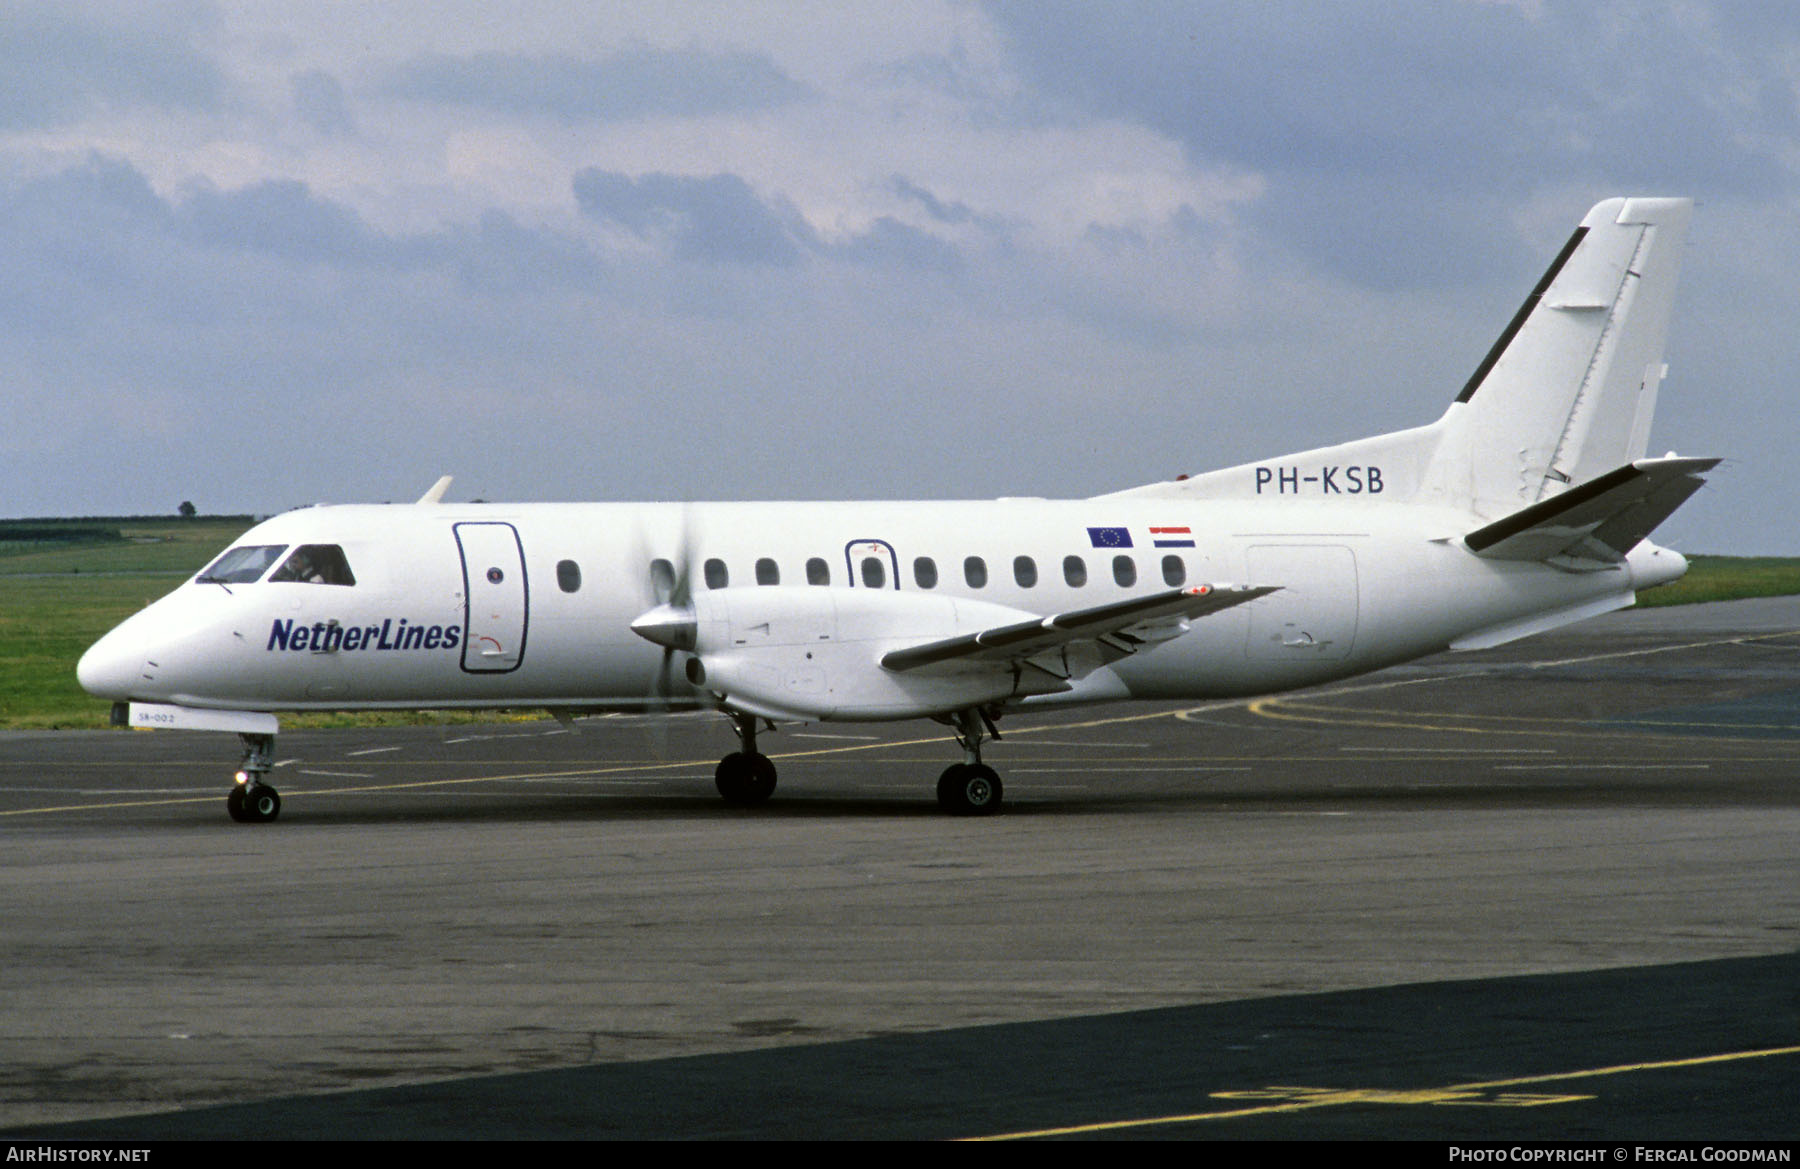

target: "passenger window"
[197,544,287,584]
[1013,556,1037,588]
[860,557,887,589]
[1112,555,1137,587]
[704,558,729,589]
[755,557,780,586]
[806,557,830,585]
[913,557,937,589]
[557,560,581,593]
[964,556,988,588]
[1162,554,1186,587]
[649,559,676,601]
[268,544,356,586]
[1063,555,1087,587]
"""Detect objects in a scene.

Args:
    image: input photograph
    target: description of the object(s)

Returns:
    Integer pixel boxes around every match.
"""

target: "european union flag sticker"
[1087,526,1133,548]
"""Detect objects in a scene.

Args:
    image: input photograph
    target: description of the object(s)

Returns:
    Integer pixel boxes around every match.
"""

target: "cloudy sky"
[2,1,1793,552]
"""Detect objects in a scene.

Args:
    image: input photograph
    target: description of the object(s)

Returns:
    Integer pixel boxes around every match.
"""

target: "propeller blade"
[632,502,701,732]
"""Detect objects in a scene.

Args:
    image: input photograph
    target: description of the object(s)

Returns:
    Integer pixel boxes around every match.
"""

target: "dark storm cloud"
[292,69,356,136]
[833,217,964,273]
[0,6,224,129]
[573,169,808,266]
[0,155,998,520]
[384,46,809,122]
[174,177,607,291]
[178,179,394,266]
[0,154,626,516]
[0,155,171,336]
[891,176,978,224]
[436,210,609,296]
[983,1,1800,288]
[986,1,1797,191]
[0,155,606,337]
[888,176,1013,240]
[573,168,980,271]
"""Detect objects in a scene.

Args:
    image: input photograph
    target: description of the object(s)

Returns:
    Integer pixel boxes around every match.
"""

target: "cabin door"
[455,522,528,673]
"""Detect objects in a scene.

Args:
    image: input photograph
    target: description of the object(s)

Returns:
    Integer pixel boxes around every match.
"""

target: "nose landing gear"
[226,732,281,823]
[714,712,777,806]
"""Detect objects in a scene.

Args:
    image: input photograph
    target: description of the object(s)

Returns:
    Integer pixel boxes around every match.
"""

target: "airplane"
[77,196,1717,822]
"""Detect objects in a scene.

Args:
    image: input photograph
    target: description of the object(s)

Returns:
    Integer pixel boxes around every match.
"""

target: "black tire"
[226,784,249,823]
[936,763,1002,816]
[715,752,777,806]
[240,783,281,823]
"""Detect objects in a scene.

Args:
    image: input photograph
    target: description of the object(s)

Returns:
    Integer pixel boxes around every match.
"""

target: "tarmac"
[2,597,1797,1139]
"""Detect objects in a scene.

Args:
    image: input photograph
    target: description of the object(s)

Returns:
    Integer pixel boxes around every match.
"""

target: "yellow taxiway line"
[968,1043,1800,1140]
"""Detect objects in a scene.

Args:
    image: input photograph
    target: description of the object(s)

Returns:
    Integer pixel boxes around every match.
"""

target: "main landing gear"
[707,707,1006,814]
[936,708,1004,816]
[226,732,281,823]
[714,712,777,806]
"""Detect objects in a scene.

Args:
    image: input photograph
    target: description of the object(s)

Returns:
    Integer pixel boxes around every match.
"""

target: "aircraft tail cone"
[1627,542,1689,591]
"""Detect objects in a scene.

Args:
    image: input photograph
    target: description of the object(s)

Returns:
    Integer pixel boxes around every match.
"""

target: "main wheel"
[240,782,281,823]
[715,752,777,806]
[937,763,1003,816]
[226,784,249,823]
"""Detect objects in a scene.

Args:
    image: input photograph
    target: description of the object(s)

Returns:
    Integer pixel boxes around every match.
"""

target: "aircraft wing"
[881,584,1276,673]
[1463,456,1720,563]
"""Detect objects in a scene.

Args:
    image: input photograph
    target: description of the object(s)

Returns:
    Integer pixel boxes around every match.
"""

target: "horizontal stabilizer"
[1463,456,1718,562]
[881,584,1275,673]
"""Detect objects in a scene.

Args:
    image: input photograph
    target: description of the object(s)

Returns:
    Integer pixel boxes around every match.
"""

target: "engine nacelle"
[673,587,1060,720]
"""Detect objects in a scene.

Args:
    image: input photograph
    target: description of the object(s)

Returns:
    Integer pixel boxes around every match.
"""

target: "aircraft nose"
[77,625,147,701]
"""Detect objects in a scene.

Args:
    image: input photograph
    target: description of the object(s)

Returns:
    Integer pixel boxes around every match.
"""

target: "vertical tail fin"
[1101,198,1695,517]
[1429,197,1692,517]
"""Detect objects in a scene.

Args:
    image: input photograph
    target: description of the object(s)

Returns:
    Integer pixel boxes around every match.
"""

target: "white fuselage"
[76,496,1679,719]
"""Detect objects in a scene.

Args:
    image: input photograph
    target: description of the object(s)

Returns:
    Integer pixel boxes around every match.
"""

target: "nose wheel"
[715,751,777,805]
[226,732,282,823]
[714,712,777,806]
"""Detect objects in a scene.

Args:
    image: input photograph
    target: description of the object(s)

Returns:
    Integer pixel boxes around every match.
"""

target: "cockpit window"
[197,544,287,584]
[268,544,357,586]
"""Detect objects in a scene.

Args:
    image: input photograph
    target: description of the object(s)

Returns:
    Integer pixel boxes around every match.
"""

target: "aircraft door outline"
[1244,544,1359,660]
[844,539,901,589]
[455,522,528,673]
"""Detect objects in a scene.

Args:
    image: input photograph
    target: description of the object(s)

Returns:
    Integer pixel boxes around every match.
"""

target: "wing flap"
[881,584,1276,673]
[1463,456,1719,562]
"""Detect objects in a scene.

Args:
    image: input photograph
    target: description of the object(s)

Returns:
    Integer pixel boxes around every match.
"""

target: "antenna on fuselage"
[416,475,454,505]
